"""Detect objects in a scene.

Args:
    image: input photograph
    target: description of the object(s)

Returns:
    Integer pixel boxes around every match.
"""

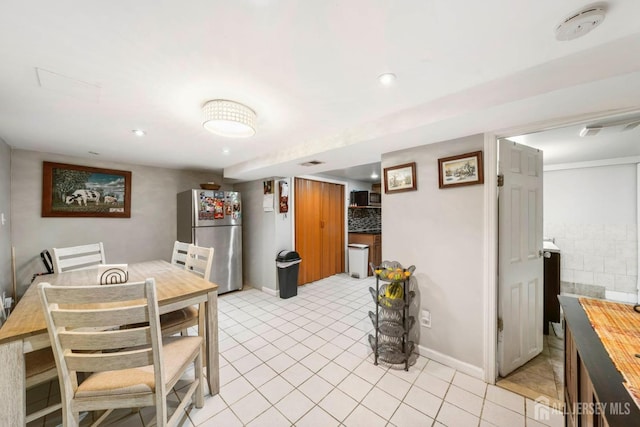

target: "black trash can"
[276,250,302,299]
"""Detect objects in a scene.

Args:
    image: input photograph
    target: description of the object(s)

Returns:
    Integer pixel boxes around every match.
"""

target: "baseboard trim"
[416,343,485,381]
[261,287,278,297]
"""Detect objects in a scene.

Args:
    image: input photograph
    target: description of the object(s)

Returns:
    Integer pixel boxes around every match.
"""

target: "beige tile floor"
[27,274,563,426]
[496,330,564,410]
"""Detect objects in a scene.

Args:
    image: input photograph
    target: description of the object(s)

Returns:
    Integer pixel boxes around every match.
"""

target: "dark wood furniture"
[544,248,561,334]
[560,296,640,426]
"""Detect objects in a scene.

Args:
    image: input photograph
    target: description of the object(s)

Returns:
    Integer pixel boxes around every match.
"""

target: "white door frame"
[482,107,640,384]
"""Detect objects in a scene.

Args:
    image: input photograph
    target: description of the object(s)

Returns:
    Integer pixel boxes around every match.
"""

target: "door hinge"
[497,317,503,332]
[497,174,504,187]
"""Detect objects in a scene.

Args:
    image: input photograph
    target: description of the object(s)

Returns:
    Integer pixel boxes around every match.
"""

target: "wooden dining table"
[0,260,219,425]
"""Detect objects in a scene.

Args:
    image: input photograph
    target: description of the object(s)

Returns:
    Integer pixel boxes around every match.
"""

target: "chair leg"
[195,352,204,408]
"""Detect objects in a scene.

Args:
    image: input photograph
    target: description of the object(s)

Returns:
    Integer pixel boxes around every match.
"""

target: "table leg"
[0,340,26,425]
[205,290,219,395]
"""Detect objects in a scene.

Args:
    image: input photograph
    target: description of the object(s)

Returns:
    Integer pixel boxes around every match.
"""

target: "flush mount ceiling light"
[131,129,146,137]
[555,7,606,41]
[202,99,256,138]
[378,73,397,86]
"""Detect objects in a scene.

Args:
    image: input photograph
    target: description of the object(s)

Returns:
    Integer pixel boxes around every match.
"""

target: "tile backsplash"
[545,222,638,293]
[348,207,381,231]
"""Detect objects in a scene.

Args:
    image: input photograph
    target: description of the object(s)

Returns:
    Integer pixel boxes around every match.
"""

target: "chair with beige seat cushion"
[161,244,214,337]
[51,242,106,273]
[38,278,204,427]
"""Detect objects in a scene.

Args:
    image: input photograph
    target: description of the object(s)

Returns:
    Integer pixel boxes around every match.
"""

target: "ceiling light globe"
[202,100,257,138]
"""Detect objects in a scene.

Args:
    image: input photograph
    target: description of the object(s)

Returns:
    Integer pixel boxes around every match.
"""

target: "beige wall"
[10,149,221,296]
[0,139,11,305]
[236,178,293,294]
[382,134,485,373]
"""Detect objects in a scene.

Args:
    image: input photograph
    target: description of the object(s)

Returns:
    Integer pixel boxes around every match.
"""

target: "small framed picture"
[438,151,484,189]
[384,162,417,194]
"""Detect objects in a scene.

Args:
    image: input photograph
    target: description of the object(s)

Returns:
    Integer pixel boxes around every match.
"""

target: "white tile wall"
[546,222,637,293]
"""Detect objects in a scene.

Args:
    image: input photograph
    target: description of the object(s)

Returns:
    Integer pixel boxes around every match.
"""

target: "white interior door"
[498,139,544,377]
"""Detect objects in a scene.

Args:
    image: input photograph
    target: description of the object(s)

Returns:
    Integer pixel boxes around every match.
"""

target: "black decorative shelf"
[368,335,415,365]
[369,261,416,371]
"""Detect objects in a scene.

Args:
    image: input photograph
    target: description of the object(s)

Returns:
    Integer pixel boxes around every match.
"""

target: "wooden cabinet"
[294,178,345,285]
[348,233,381,275]
[560,296,639,427]
[544,250,561,335]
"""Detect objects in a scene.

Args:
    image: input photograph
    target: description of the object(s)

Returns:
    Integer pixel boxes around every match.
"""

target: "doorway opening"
[494,109,640,407]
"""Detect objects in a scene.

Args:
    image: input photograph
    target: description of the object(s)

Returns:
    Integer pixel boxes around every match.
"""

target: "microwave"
[369,192,381,205]
[351,190,369,206]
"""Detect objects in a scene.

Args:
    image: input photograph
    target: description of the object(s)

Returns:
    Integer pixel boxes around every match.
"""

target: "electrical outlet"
[420,309,431,328]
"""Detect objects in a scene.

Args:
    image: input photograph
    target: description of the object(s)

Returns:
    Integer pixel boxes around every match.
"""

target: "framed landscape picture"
[384,162,417,194]
[42,162,132,218]
[438,151,484,189]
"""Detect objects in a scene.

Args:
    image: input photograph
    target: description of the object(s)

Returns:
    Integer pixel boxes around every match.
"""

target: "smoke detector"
[555,7,606,41]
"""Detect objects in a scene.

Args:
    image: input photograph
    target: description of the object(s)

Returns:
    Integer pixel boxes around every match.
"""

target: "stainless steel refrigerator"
[177,189,242,294]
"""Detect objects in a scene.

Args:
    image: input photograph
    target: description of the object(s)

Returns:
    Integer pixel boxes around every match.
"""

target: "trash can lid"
[348,243,369,249]
[276,250,301,261]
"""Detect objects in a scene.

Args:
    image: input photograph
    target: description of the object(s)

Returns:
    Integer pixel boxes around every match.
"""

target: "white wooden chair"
[161,244,214,336]
[170,241,190,268]
[185,245,214,280]
[51,242,106,273]
[25,347,62,423]
[38,278,204,427]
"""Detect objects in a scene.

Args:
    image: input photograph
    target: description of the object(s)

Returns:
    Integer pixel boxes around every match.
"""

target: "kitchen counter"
[543,241,560,253]
[560,296,640,426]
[348,229,381,234]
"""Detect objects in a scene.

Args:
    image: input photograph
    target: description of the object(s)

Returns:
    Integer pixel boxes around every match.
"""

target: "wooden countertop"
[559,296,640,425]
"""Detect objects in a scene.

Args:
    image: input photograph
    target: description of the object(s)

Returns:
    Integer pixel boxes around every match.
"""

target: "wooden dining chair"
[38,278,204,427]
[25,347,62,423]
[170,240,190,268]
[51,242,106,273]
[161,244,214,337]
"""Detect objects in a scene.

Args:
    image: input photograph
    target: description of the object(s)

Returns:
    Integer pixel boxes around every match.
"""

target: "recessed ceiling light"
[378,73,397,86]
[131,129,146,137]
[222,148,230,155]
[371,172,379,179]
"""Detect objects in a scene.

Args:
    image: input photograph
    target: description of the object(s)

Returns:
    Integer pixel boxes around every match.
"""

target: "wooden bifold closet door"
[294,178,345,285]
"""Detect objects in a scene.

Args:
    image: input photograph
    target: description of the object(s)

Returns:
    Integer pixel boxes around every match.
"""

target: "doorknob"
[539,250,551,258]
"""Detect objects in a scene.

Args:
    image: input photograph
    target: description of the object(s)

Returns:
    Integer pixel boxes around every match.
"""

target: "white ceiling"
[1,1,640,182]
